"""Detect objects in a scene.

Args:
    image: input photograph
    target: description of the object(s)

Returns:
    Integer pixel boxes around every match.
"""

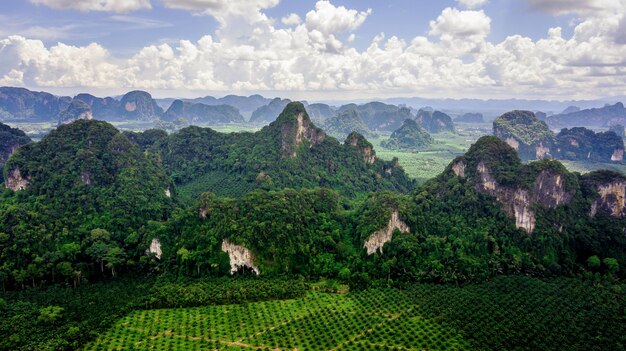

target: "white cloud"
[3,1,626,100]
[525,0,623,16]
[429,7,491,40]
[305,0,371,35]
[30,0,151,13]
[281,13,302,26]
[456,0,489,9]
[160,0,279,24]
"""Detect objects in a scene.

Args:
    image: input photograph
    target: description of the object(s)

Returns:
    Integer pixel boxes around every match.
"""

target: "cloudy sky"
[0,0,625,100]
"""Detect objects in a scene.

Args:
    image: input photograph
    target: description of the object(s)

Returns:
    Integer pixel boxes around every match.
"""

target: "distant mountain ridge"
[547,102,626,128]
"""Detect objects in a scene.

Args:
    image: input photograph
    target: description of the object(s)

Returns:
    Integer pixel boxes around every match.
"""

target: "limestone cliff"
[493,110,555,160]
[345,131,376,164]
[5,167,29,191]
[146,238,162,259]
[589,181,626,218]
[364,210,410,255]
[277,102,326,158]
[472,162,574,233]
[221,239,260,275]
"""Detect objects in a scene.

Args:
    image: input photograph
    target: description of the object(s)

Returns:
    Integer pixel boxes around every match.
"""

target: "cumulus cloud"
[30,0,151,13]
[3,1,626,99]
[281,13,302,26]
[456,0,489,9]
[429,8,491,39]
[305,0,371,35]
[160,0,279,24]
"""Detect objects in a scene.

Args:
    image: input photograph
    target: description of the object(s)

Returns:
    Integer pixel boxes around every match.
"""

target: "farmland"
[83,276,625,351]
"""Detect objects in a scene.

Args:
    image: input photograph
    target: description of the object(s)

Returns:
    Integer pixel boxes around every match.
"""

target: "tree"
[587,256,601,270]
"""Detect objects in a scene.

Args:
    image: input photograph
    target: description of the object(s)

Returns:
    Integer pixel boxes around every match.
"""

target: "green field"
[373,126,489,183]
[83,277,624,351]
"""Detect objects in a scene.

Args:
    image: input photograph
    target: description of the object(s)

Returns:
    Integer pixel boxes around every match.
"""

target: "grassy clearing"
[83,276,624,351]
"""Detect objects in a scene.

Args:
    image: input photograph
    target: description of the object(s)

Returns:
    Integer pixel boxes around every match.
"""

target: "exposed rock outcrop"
[278,103,326,158]
[221,239,260,275]
[146,238,162,259]
[364,210,410,255]
[5,167,29,191]
[345,131,376,164]
[472,162,572,233]
[452,159,466,178]
[493,110,554,160]
[119,91,163,120]
[590,181,626,218]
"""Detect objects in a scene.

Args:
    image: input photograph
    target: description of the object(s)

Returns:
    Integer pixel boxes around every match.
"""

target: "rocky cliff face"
[471,161,572,233]
[119,91,163,120]
[146,238,162,259]
[279,104,326,158]
[345,131,376,164]
[221,239,260,275]
[590,181,626,218]
[364,210,410,255]
[493,110,555,161]
[5,167,29,191]
[452,159,466,178]
[58,99,94,125]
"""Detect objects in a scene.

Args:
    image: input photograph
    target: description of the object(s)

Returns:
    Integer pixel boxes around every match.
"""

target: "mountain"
[163,100,245,124]
[321,108,370,139]
[561,106,580,114]
[118,91,164,120]
[249,98,292,123]
[547,102,626,128]
[555,127,624,162]
[58,99,94,125]
[493,110,554,160]
[0,123,31,182]
[153,102,413,199]
[381,119,433,151]
[456,112,484,123]
[306,103,335,120]
[338,102,410,131]
[0,87,68,121]
[415,109,455,133]
[73,93,120,120]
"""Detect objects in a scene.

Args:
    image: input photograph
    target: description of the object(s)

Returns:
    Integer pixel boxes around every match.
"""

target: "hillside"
[493,110,554,160]
[555,127,624,162]
[154,102,413,199]
[306,103,335,120]
[0,87,69,121]
[337,102,410,131]
[163,100,245,124]
[415,109,455,133]
[0,122,31,182]
[320,108,371,139]
[547,102,626,128]
[381,119,433,151]
[249,98,291,123]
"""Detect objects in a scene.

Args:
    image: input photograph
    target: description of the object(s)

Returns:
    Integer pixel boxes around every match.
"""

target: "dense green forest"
[1,104,625,350]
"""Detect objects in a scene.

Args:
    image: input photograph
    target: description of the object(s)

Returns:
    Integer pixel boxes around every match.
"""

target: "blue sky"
[0,0,624,100]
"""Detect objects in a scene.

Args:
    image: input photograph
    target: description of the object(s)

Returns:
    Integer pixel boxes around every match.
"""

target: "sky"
[0,0,625,101]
